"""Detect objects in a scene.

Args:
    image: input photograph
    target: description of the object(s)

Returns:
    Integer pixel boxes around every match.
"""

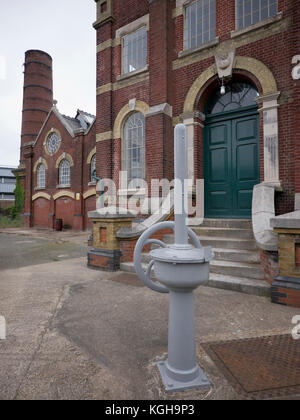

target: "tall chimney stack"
[20,50,53,162]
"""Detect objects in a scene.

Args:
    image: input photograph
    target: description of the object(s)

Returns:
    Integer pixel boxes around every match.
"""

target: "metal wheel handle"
[133,221,202,293]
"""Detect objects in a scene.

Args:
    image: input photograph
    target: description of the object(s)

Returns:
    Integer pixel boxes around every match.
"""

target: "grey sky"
[0,0,96,167]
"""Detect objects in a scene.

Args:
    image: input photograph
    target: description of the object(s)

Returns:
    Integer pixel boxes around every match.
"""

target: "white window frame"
[184,0,216,50]
[37,164,46,189]
[235,0,278,30]
[59,159,71,186]
[122,112,145,188]
[122,26,147,75]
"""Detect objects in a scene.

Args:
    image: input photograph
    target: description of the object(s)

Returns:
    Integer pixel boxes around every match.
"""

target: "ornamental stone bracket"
[215,47,236,80]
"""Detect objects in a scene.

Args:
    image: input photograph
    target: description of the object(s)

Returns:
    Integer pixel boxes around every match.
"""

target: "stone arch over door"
[182,56,281,190]
[183,56,278,114]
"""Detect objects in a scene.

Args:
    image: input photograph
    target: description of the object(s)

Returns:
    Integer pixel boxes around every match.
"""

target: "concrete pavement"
[0,230,299,400]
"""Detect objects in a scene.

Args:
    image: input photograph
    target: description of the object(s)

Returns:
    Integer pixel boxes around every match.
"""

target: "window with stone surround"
[236,0,277,30]
[37,164,46,189]
[122,26,147,74]
[184,0,216,50]
[122,112,145,188]
[59,159,71,186]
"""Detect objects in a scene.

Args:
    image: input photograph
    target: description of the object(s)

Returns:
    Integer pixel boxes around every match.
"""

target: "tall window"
[59,159,71,186]
[122,27,147,74]
[122,112,145,188]
[91,154,96,181]
[184,0,216,50]
[236,0,277,30]
[37,164,46,189]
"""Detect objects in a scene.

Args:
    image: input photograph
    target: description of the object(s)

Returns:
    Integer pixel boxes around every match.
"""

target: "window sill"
[178,37,220,59]
[117,65,149,82]
[56,184,71,189]
[231,12,283,39]
[35,187,46,191]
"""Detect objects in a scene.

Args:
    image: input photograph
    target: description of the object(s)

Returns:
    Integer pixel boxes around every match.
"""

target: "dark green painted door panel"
[204,108,259,218]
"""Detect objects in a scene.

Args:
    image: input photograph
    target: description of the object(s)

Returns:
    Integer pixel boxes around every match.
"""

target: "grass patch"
[0,216,23,229]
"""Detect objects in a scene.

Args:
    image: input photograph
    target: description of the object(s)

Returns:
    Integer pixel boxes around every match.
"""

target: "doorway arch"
[203,81,260,218]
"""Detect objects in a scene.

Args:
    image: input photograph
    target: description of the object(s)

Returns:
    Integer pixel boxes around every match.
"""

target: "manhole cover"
[202,334,300,399]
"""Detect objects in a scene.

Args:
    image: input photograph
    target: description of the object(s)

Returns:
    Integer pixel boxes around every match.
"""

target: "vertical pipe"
[165,290,199,382]
[174,124,188,245]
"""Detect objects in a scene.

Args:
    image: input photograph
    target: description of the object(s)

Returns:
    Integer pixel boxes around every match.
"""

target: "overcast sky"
[0,0,96,167]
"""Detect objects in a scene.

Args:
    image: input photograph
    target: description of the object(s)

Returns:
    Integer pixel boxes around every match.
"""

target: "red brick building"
[94,0,299,218]
[16,1,300,303]
[16,50,97,230]
[90,0,300,304]
[17,1,299,230]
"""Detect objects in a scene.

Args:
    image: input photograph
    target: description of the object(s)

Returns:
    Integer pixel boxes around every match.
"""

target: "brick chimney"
[20,50,53,162]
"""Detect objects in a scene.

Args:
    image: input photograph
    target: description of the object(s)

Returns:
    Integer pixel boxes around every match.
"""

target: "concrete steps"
[164,234,258,250]
[119,262,269,297]
[120,218,269,297]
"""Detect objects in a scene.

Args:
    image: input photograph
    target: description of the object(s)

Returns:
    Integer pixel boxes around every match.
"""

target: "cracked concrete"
[0,231,300,399]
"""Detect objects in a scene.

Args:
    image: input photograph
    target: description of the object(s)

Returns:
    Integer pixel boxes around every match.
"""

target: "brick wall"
[94,0,298,217]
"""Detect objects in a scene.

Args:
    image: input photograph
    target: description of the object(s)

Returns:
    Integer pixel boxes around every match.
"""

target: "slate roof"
[34,106,96,147]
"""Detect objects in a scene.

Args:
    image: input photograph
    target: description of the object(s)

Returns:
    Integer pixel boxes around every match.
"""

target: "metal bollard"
[134,124,214,392]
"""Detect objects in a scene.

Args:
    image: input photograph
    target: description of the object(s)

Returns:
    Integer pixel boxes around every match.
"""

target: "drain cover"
[203,334,300,399]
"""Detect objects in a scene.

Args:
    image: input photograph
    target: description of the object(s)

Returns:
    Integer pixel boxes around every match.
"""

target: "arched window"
[59,159,71,186]
[205,81,259,115]
[37,164,46,189]
[122,112,145,187]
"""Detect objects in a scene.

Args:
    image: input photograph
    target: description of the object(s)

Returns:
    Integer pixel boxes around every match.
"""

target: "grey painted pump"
[134,124,214,392]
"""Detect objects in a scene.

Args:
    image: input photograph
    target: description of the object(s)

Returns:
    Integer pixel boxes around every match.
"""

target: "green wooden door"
[204,107,260,218]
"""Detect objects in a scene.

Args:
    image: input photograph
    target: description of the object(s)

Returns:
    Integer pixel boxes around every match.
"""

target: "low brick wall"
[271,277,300,308]
[0,200,14,209]
[271,229,300,308]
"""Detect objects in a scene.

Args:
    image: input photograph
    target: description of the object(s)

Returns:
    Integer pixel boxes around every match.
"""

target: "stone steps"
[119,218,268,297]
[163,234,258,250]
[199,218,252,229]
[142,248,260,264]
[119,262,269,297]
[136,256,264,280]
[191,226,254,239]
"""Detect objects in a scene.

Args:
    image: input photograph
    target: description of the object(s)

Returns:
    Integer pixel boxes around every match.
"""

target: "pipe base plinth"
[157,361,210,393]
